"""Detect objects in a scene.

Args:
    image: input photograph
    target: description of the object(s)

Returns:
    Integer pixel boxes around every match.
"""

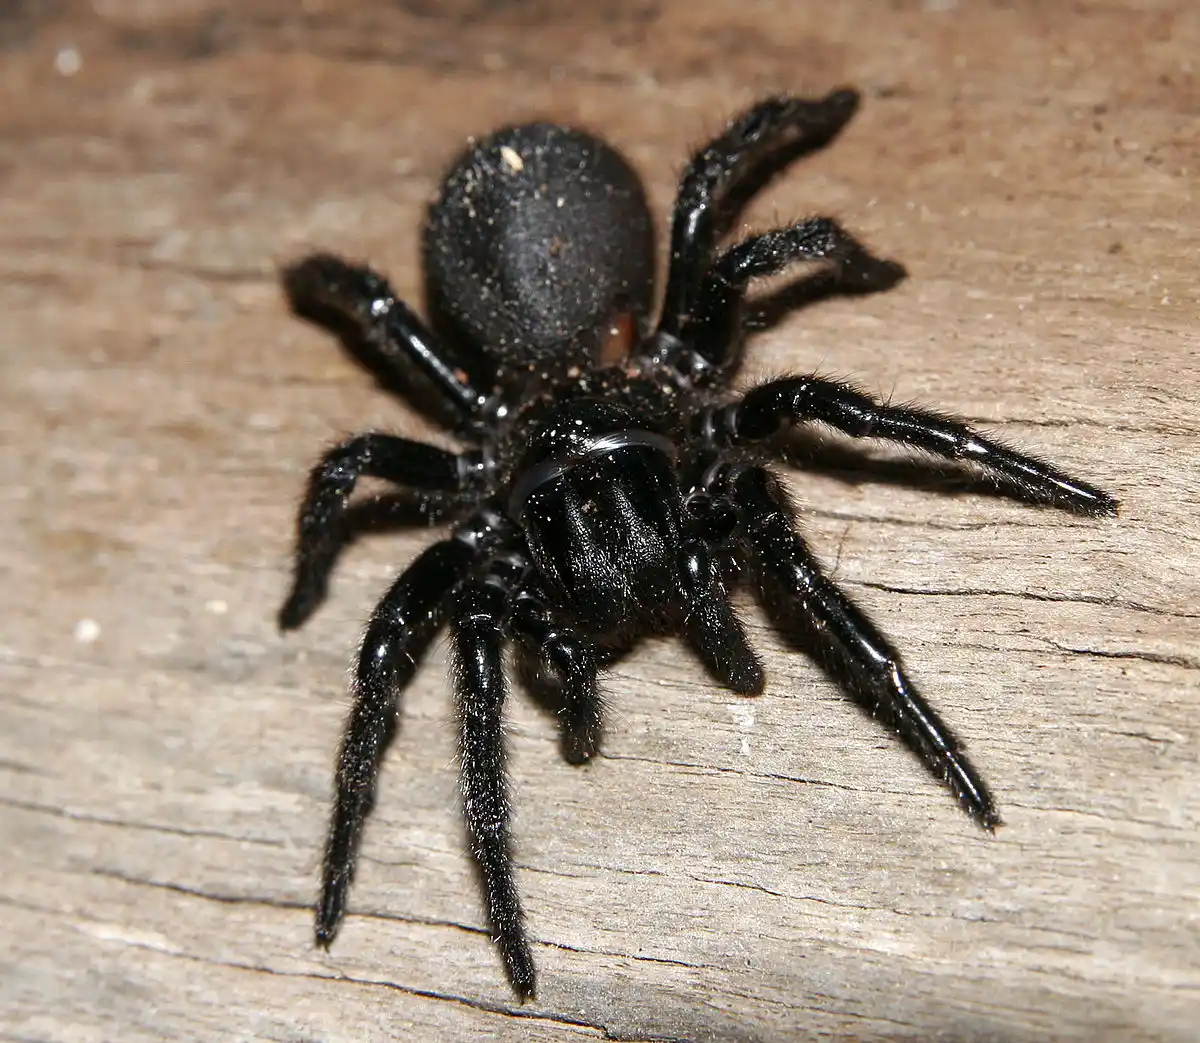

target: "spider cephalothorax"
[279,90,1116,999]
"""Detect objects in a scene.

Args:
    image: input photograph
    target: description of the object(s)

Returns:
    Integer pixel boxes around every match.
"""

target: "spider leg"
[316,537,478,949]
[451,575,536,999]
[656,89,861,346]
[509,590,603,765]
[706,375,1118,515]
[679,539,765,695]
[725,464,999,827]
[686,218,905,371]
[280,432,481,629]
[283,253,495,425]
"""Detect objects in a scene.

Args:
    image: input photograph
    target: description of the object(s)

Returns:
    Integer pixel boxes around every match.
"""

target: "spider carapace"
[279,89,1117,999]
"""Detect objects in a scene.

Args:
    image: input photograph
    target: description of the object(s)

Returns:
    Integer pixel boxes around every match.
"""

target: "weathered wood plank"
[2,3,1197,1041]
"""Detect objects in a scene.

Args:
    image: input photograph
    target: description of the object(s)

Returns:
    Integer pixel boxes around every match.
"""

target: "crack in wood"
[851,580,1193,621]
[0,796,287,848]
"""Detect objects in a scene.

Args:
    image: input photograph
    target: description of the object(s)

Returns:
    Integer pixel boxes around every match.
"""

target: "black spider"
[278,89,1117,1000]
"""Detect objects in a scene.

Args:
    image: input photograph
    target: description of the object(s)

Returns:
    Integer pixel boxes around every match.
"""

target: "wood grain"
[2,2,1197,1041]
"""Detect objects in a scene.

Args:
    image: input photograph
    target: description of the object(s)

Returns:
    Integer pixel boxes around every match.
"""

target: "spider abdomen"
[424,122,656,375]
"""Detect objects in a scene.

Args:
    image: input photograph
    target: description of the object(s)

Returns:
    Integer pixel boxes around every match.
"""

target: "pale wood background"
[2,2,1197,1041]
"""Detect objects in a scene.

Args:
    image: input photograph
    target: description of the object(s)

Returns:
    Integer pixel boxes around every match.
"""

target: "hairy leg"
[316,538,477,946]
[283,253,494,424]
[686,218,903,371]
[656,90,862,345]
[510,589,604,764]
[280,432,480,628]
[726,464,999,827]
[706,375,1118,515]
[451,577,536,998]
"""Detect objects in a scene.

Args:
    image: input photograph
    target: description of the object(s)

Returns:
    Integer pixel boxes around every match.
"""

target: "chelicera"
[279,89,1117,999]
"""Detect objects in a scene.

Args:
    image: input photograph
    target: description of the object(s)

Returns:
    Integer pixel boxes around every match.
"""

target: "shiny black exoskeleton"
[278,90,1117,1000]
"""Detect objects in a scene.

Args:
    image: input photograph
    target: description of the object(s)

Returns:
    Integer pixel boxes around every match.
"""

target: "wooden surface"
[3,2,1197,1041]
